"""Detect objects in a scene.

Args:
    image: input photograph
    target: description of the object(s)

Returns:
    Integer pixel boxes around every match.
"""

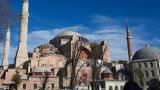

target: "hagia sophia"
[0,0,160,90]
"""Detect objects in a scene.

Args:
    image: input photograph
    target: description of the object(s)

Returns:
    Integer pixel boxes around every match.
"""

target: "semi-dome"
[21,75,28,80]
[102,66,112,73]
[32,67,51,72]
[57,30,82,37]
[132,45,159,60]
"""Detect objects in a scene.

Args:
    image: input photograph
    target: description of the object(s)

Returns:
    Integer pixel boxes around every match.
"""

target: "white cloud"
[92,14,118,24]
[83,26,146,60]
[150,38,160,44]
[0,25,86,64]
[4,15,150,64]
[93,29,120,34]
[86,15,148,60]
[4,24,128,63]
[83,26,128,60]
[0,43,4,65]
[0,42,17,64]
[27,16,147,61]
[146,38,160,48]
[27,25,84,52]
[9,46,17,64]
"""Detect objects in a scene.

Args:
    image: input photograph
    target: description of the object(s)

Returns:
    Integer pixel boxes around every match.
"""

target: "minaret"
[100,40,110,64]
[2,22,10,70]
[15,0,29,68]
[126,20,132,62]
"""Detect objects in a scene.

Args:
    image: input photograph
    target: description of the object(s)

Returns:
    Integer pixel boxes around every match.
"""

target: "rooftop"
[132,45,160,61]
[57,30,82,37]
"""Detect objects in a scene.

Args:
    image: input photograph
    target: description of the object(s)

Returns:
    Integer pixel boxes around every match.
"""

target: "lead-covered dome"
[132,45,160,60]
[57,30,82,37]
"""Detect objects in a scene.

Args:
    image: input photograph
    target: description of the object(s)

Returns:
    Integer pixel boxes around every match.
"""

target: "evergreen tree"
[11,68,21,90]
[135,67,144,87]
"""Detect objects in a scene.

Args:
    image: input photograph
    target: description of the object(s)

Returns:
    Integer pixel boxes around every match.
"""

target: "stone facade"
[97,65,127,90]
[102,80,126,90]
[14,31,93,90]
[23,31,92,89]
[0,29,124,90]
[0,69,26,84]
[0,0,127,90]
[130,45,160,90]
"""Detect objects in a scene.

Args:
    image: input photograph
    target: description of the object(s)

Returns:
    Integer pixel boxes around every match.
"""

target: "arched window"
[23,84,26,89]
[138,63,141,68]
[115,86,118,90]
[144,63,147,67]
[51,68,54,75]
[145,71,148,77]
[109,86,113,90]
[151,70,155,76]
[34,84,37,89]
[120,86,123,90]
[150,62,153,67]
[51,83,54,89]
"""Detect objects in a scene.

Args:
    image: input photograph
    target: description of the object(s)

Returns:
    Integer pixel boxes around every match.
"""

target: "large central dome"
[49,30,89,47]
[57,30,82,37]
[132,46,160,60]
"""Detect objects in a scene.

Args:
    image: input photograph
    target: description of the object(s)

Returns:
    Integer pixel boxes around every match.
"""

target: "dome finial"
[145,44,150,48]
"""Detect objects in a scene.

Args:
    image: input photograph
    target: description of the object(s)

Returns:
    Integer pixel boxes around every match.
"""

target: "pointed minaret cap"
[126,19,132,38]
[125,19,133,62]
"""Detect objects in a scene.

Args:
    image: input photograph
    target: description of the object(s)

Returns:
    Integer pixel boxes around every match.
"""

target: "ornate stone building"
[0,30,101,90]
[0,0,128,90]
[19,30,92,90]
[130,45,160,90]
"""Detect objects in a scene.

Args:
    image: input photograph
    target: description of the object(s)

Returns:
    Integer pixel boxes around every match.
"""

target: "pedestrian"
[123,81,142,90]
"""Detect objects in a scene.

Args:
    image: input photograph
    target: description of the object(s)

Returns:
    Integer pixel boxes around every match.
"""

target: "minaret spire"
[126,19,132,62]
[15,0,29,68]
[2,22,10,69]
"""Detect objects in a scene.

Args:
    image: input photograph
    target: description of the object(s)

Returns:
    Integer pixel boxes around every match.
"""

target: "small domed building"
[98,65,127,90]
[101,66,113,80]
[116,68,131,80]
[130,45,160,90]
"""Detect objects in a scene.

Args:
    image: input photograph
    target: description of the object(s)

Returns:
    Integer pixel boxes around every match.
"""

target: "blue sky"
[1,0,160,64]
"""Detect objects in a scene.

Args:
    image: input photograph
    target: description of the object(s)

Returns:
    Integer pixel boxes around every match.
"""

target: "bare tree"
[39,72,50,90]
[70,42,104,90]
[90,42,102,90]
[0,0,19,26]
[0,0,19,57]
[70,41,89,90]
